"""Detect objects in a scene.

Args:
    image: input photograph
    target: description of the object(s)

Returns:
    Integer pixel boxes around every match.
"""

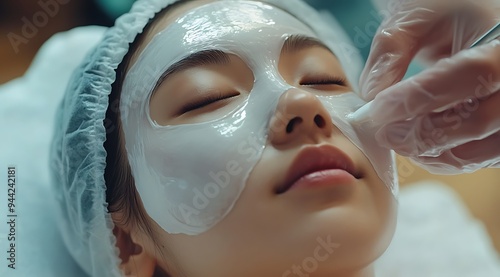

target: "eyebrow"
[152,49,231,93]
[152,35,333,93]
[282,35,334,55]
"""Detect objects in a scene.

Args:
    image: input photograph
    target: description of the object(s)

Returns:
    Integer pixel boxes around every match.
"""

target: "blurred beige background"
[0,0,113,84]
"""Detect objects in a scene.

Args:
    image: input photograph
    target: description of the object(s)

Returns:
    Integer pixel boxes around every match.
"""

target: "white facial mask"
[120,1,398,235]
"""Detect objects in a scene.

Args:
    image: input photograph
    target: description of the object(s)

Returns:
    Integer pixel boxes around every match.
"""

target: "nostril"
[286,117,303,133]
[314,115,326,128]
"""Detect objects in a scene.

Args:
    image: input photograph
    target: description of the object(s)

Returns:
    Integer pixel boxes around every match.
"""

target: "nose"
[268,88,336,147]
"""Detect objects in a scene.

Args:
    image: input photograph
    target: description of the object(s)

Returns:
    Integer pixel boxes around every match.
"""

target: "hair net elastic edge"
[50,1,180,276]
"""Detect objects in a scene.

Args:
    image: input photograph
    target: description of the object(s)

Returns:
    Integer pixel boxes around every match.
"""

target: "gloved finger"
[359,7,438,100]
[375,91,500,156]
[367,40,500,124]
[360,0,498,101]
[409,130,500,175]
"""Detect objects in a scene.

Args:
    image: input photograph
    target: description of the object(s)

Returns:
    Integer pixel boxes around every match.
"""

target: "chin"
[300,198,397,271]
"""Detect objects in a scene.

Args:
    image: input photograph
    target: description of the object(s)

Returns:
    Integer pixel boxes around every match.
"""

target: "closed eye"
[300,76,347,87]
[180,91,240,114]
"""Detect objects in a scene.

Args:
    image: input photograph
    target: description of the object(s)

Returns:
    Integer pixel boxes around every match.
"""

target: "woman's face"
[124,1,397,276]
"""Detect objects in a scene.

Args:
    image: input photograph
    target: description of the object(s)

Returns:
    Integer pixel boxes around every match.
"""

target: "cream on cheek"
[119,1,397,236]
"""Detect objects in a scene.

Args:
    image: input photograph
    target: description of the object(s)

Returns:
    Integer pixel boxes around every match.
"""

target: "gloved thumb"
[359,34,415,101]
[358,7,439,101]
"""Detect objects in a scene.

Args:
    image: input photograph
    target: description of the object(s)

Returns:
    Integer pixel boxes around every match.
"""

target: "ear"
[113,224,157,277]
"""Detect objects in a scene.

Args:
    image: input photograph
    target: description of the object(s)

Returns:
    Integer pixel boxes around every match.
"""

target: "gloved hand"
[357,0,500,174]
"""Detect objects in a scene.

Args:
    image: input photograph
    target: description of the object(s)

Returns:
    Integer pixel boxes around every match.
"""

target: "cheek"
[357,152,398,248]
[371,181,398,255]
[358,148,397,223]
[342,133,399,236]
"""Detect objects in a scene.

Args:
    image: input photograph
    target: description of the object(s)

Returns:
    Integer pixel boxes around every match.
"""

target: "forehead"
[129,0,217,68]
[170,1,313,43]
[144,0,218,42]
[130,0,314,69]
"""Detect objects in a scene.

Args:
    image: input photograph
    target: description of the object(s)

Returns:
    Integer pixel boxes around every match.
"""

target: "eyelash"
[181,91,239,113]
[300,76,347,87]
[180,76,346,114]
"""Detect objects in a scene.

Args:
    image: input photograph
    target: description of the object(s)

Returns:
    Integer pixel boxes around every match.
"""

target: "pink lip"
[276,145,361,194]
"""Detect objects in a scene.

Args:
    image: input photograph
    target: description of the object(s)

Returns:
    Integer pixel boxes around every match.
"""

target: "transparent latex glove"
[356,0,500,174]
